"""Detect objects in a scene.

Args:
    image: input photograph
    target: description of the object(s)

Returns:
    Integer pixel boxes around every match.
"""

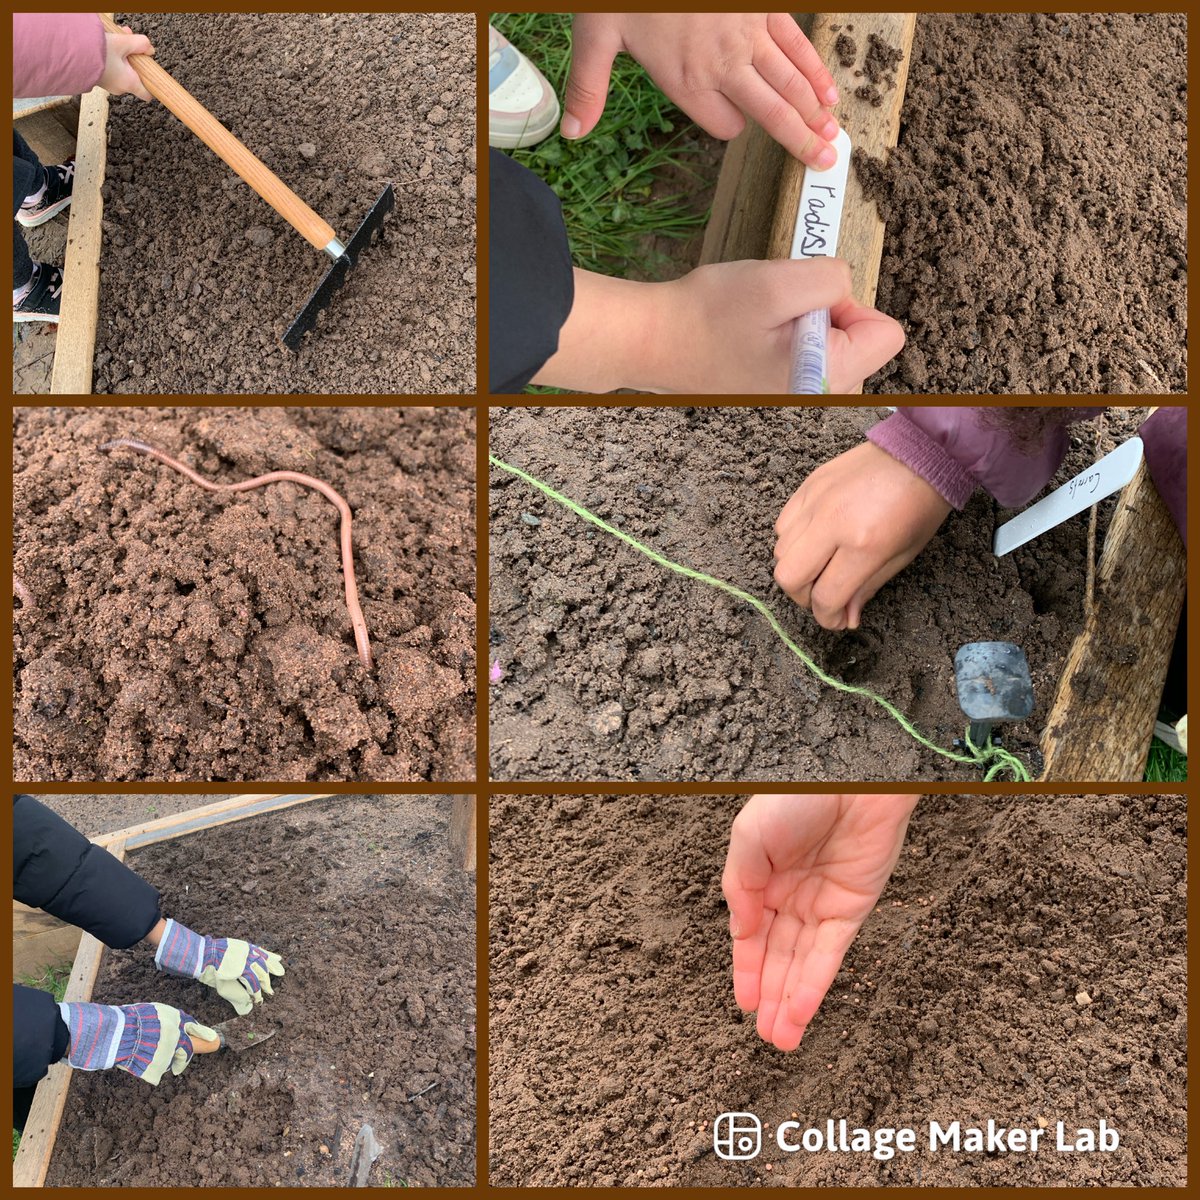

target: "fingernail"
[730,916,741,938]
[560,113,581,139]
[821,116,838,140]
[825,86,839,105]
[815,145,837,169]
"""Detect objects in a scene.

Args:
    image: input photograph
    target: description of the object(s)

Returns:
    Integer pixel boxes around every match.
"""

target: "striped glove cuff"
[59,1001,126,1072]
[154,917,206,979]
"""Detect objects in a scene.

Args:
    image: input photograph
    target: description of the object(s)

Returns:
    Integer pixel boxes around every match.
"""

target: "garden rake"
[99,14,394,350]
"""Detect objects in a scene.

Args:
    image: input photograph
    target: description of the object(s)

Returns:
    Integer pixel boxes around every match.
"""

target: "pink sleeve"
[867,407,1103,509]
[13,13,106,99]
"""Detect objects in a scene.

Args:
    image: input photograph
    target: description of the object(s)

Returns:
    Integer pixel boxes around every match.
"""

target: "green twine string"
[491,454,1032,783]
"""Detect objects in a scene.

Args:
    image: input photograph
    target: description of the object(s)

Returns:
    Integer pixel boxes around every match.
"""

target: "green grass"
[14,962,73,1158]
[1144,736,1187,782]
[491,12,711,278]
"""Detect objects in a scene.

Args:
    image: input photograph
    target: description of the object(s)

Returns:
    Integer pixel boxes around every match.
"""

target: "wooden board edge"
[49,86,108,395]
[1039,459,1186,780]
[12,842,124,1188]
[94,794,336,850]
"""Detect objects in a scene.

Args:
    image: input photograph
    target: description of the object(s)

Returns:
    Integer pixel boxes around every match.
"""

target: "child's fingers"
[785,918,860,1030]
[774,526,835,609]
[674,89,747,143]
[751,42,838,143]
[768,13,840,107]
[809,547,874,629]
[721,819,771,941]
[561,25,620,140]
[730,907,772,1012]
[723,67,836,168]
[828,300,905,392]
[756,910,802,1044]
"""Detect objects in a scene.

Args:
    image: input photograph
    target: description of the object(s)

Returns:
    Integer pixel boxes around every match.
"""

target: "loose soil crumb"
[834,34,857,69]
[853,33,903,106]
[45,795,476,1188]
[856,13,1187,394]
[96,13,476,394]
[14,406,475,782]
[489,794,1186,1187]
[489,406,1145,783]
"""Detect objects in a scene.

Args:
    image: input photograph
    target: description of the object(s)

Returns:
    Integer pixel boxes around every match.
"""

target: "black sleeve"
[14,983,70,1090]
[488,148,575,393]
[13,795,160,949]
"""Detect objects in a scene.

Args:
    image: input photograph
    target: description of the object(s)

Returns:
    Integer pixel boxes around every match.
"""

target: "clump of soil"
[46,795,476,1188]
[14,407,475,782]
[489,406,1144,783]
[853,32,903,106]
[489,794,1187,1187]
[834,34,857,69]
[96,12,475,394]
[856,12,1187,393]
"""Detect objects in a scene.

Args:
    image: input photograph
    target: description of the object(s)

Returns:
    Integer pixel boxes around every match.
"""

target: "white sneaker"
[489,24,560,150]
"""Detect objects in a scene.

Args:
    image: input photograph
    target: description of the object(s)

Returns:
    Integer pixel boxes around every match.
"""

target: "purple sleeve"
[13,13,106,99]
[1139,407,1186,547]
[868,407,1103,509]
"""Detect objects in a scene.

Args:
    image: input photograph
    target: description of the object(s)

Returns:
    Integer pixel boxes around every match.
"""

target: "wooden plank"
[13,903,81,984]
[94,794,335,850]
[767,12,916,319]
[15,109,76,165]
[699,121,788,265]
[13,841,126,1188]
[49,85,108,395]
[1040,460,1186,781]
[14,95,72,119]
[449,796,477,871]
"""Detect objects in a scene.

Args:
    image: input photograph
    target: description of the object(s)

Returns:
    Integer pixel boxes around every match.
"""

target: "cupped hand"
[565,13,840,169]
[774,441,953,630]
[721,794,919,1051]
[100,28,155,100]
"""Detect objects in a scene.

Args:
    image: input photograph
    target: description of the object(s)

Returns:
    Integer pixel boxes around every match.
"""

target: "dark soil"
[37,794,234,837]
[855,12,1187,394]
[489,794,1187,1187]
[489,406,1145,783]
[96,12,475,394]
[46,794,476,1188]
[14,406,475,782]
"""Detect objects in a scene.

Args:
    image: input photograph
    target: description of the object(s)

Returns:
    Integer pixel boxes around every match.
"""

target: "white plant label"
[790,128,853,262]
[993,435,1144,557]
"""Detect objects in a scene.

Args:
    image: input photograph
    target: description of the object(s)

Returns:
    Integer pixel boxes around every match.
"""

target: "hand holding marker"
[789,128,852,394]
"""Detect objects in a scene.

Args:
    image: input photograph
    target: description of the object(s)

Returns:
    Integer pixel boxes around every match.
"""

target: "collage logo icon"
[713,1112,762,1161]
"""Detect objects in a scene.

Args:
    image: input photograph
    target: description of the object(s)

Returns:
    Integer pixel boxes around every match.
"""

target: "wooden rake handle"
[99,14,340,254]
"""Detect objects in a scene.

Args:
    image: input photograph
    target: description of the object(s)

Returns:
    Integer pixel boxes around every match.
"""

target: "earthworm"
[99,438,373,671]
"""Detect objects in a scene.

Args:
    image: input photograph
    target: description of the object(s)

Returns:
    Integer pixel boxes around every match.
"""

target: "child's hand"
[774,442,952,630]
[531,259,903,394]
[565,13,840,169]
[721,793,918,1051]
[101,27,155,100]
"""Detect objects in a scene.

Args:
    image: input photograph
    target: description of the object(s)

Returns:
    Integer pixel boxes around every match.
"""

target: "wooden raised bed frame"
[12,792,476,1188]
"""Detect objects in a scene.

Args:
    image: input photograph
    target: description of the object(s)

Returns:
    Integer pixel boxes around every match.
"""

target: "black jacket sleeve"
[14,983,70,1090]
[488,148,575,393]
[13,795,160,948]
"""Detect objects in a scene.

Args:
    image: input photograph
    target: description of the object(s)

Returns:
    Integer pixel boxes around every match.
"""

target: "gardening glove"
[154,917,284,1016]
[59,1001,217,1086]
